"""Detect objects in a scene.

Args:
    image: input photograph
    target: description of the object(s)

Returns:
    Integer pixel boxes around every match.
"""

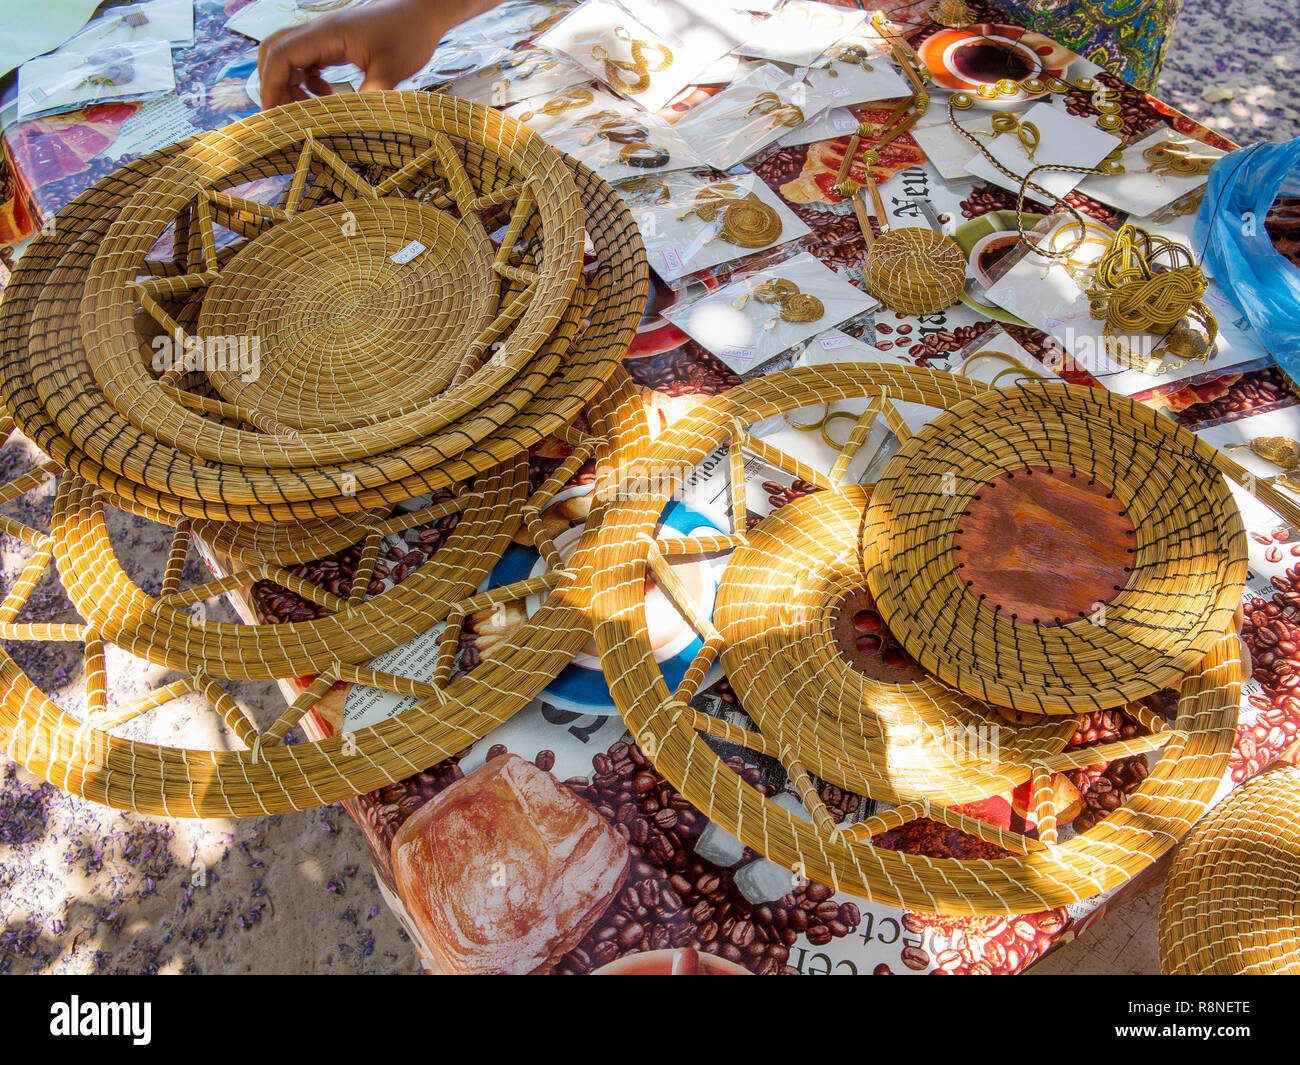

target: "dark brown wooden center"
[830,587,926,682]
[953,466,1135,625]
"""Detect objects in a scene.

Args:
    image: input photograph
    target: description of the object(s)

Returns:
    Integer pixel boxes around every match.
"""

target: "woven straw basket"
[588,365,1243,913]
[0,91,654,815]
[0,92,646,521]
[1159,762,1300,974]
[0,370,651,817]
[866,381,1248,714]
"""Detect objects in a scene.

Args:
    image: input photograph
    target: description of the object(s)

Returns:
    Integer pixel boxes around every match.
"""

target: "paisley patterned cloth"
[994,0,1182,90]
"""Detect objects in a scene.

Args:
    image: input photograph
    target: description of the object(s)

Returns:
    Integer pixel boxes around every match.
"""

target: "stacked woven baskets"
[0,89,1275,933]
[586,365,1249,913]
[0,91,650,816]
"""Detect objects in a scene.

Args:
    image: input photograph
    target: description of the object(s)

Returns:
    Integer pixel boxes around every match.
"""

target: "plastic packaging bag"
[672,63,830,170]
[1196,139,1300,371]
[17,40,176,120]
[614,169,811,281]
[538,0,737,111]
[506,85,707,182]
[55,0,194,52]
[663,250,876,372]
[735,0,867,67]
[803,33,911,105]
[443,47,588,108]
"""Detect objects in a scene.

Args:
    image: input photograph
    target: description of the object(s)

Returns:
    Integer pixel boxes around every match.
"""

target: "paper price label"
[819,334,854,351]
[661,246,684,274]
[828,87,852,99]
[391,240,427,264]
[834,116,859,131]
[722,345,757,363]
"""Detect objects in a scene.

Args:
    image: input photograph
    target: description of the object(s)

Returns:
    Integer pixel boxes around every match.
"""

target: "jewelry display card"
[17,39,175,120]
[734,0,868,67]
[441,47,589,108]
[55,0,194,52]
[672,63,830,170]
[962,101,1123,199]
[663,250,876,372]
[803,37,910,105]
[615,169,811,282]
[538,0,739,111]
[1074,129,1226,218]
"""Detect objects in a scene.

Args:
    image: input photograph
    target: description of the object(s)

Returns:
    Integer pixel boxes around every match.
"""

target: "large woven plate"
[0,121,647,521]
[1159,762,1300,974]
[81,91,583,468]
[865,382,1248,714]
[588,365,1241,914]
[0,372,651,816]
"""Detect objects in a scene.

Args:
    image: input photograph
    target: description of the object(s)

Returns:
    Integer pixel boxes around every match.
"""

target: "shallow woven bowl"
[865,381,1248,714]
[1160,763,1300,974]
[0,125,647,520]
[587,364,1241,913]
[79,91,584,470]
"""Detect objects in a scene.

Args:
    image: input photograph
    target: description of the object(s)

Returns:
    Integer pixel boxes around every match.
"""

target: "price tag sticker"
[390,240,427,264]
[828,86,853,99]
[722,345,757,363]
[819,333,854,351]
[661,246,684,274]
[834,115,859,131]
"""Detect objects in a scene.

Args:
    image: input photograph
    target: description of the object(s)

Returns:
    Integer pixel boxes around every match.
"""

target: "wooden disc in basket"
[714,483,1079,807]
[865,381,1248,714]
[1160,762,1300,974]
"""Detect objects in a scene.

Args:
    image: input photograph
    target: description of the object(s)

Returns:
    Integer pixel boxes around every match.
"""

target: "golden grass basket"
[587,364,1242,913]
[0,370,652,817]
[0,93,647,521]
[865,381,1248,714]
[1159,762,1300,974]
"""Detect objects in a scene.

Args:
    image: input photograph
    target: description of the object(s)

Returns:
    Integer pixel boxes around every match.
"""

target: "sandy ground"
[2,0,1298,975]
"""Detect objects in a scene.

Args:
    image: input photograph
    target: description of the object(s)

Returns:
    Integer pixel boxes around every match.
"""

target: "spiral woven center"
[198,198,498,432]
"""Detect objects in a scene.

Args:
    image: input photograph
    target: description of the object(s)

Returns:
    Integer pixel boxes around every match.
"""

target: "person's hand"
[258,0,448,110]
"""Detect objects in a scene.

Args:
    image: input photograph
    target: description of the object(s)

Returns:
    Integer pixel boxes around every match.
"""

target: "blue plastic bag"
[1197,138,1300,372]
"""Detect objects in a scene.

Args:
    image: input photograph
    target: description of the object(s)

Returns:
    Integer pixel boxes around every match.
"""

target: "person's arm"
[258,0,504,110]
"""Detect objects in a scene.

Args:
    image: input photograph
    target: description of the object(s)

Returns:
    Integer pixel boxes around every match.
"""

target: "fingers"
[258,24,350,110]
[358,61,404,93]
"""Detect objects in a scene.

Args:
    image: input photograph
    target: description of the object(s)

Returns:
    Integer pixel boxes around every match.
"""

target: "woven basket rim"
[0,124,647,521]
[1159,761,1300,974]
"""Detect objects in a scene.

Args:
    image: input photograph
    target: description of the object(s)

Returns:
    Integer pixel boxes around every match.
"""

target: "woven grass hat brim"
[1159,762,1300,974]
[0,134,647,520]
[0,370,653,817]
[586,364,1241,913]
[78,91,585,468]
[865,381,1248,714]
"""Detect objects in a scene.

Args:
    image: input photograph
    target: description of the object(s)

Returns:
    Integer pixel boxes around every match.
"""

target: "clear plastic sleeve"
[615,169,812,282]
[507,85,707,182]
[671,63,831,170]
[734,0,868,67]
[663,250,877,372]
[17,40,176,121]
[538,0,739,111]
